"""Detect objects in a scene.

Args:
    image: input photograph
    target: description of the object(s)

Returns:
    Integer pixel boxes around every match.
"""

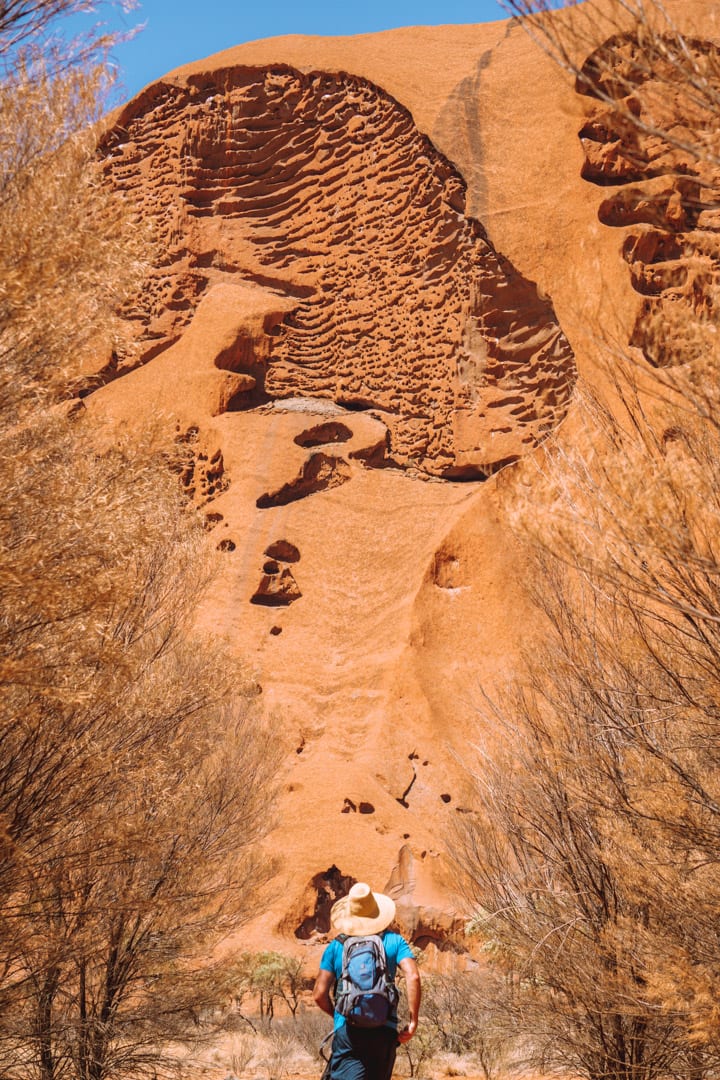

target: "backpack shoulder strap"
[368,934,391,974]
[337,934,354,979]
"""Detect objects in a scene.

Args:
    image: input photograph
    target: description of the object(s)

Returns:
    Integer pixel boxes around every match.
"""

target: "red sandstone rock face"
[101,65,576,479]
[84,0,718,964]
[577,32,720,367]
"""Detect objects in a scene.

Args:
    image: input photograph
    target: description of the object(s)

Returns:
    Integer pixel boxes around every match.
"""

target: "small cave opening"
[265,539,300,563]
[256,454,350,509]
[214,336,255,374]
[216,345,270,411]
[224,370,270,411]
[294,421,353,448]
[580,159,648,187]
[294,866,356,939]
[622,229,683,267]
[440,463,491,482]
[336,396,376,412]
[250,567,301,606]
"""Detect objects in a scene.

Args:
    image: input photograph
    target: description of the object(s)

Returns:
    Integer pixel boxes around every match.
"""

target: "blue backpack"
[334,934,400,1028]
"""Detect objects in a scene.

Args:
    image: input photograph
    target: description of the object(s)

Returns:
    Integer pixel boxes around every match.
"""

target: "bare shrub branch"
[453,1,720,1075]
[0,6,279,1078]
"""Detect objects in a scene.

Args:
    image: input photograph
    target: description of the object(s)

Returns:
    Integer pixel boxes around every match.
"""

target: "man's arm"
[313,968,336,1018]
[397,957,421,1043]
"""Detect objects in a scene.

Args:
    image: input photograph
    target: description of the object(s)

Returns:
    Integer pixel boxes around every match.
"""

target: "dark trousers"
[329,1022,398,1080]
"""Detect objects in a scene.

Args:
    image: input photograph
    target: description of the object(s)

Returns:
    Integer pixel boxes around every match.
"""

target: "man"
[313,881,421,1080]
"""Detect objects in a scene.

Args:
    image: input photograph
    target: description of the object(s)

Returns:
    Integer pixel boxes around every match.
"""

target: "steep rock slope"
[83,0,718,962]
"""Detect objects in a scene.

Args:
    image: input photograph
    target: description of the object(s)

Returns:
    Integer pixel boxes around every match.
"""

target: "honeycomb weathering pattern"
[102,65,577,478]
[577,34,720,367]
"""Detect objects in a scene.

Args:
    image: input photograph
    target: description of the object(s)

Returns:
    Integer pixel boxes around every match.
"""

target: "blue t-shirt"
[320,931,414,1030]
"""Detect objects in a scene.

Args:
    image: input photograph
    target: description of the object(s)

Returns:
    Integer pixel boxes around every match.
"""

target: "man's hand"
[397,1020,417,1044]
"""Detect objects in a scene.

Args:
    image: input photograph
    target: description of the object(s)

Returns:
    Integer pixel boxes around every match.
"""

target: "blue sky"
[66,0,510,104]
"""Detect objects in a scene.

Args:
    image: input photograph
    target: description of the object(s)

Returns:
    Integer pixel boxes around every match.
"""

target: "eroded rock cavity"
[577,34,720,367]
[251,539,302,606]
[294,866,356,940]
[101,65,576,479]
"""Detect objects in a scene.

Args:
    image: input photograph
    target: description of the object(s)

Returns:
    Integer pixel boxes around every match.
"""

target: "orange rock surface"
[81,0,719,966]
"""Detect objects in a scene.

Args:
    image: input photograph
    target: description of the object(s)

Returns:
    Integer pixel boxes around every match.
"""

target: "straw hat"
[330,882,396,936]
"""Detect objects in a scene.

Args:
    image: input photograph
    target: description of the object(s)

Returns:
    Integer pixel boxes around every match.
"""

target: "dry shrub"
[226,1034,255,1077]
[0,6,279,1079]
[259,1029,297,1080]
[288,1005,333,1061]
[0,53,149,419]
[453,2,720,1079]
[421,970,515,1080]
[193,1009,330,1080]
[453,390,720,1078]
[500,0,720,166]
[0,420,281,1080]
